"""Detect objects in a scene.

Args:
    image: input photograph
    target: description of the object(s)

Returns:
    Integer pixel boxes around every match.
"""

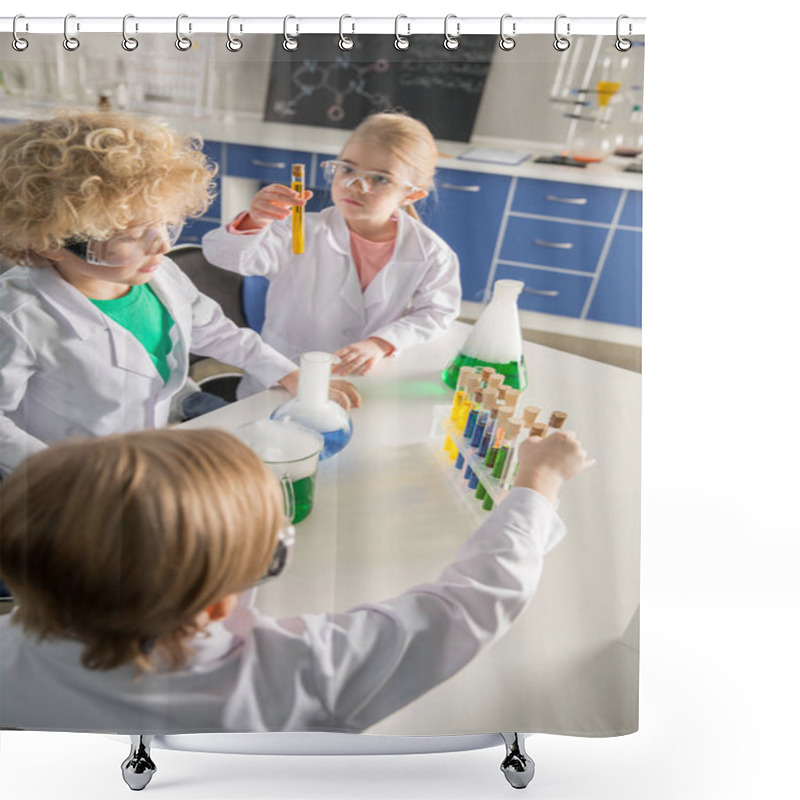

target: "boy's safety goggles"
[64,221,183,267]
[320,159,423,196]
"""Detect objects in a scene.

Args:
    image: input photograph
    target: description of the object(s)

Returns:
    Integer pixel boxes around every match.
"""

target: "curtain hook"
[553,14,570,51]
[443,14,460,51]
[394,15,410,51]
[12,14,29,52]
[63,13,80,51]
[122,14,139,52]
[499,14,516,51]
[175,14,192,51]
[339,15,354,51]
[283,15,299,51]
[226,15,243,52]
[615,15,632,51]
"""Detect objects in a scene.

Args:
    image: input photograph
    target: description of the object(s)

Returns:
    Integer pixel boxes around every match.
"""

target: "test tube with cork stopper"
[522,406,541,431]
[485,405,514,468]
[484,417,523,510]
[291,164,305,255]
[479,367,496,387]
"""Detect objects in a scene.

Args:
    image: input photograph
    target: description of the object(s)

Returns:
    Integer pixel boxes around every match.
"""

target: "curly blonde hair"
[0,109,217,264]
[0,429,283,672]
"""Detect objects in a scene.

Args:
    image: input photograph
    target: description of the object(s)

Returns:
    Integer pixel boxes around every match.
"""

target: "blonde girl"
[203,111,461,384]
[0,110,359,476]
[0,426,591,732]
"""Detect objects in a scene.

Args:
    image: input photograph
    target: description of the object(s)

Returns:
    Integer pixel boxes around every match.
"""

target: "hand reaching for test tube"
[513,430,596,505]
[334,338,395,376]
[239,184,314,229]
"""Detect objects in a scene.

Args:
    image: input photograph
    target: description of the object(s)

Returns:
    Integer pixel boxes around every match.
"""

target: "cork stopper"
[505,418,523,439]
[523,406,541,427]
[465,374,481,394]
[482,387,499,409]
[503,388,521,411]
[474,389,484,405]
[292,163,305,179]
[487,373,505,389]
[548,411,568,430]
[530,422,548,438]
[480,367,496,383]
[457,366,476,388]
[495,405,515,426]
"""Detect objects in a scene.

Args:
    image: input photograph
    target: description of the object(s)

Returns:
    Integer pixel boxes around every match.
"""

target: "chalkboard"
[264,35,495,142]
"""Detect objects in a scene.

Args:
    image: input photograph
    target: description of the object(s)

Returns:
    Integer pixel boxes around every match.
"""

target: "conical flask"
[442,279,527,390]
[270,351,353,460]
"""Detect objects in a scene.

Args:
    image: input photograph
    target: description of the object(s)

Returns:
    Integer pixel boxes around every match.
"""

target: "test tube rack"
[430,406,511,512]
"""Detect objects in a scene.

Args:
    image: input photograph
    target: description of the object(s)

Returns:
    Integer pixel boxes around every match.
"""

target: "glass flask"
[442,279,528,391]
[270,351,353,460]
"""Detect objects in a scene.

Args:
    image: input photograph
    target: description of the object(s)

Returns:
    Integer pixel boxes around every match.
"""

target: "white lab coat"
[0,488,565,733]
[202,206,461,378]
[0,259,297,476]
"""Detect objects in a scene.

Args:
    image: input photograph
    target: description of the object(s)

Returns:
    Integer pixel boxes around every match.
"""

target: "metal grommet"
[615,15,632,51]
[122,14,139,51]
[443,14,460,51]
[175,14,192,51]
[283,15,298,51]
[226,15,243,52]
[499,14,516,51]
[394,15,410,51]
[553,14,570,51]
[339,15,354,51]
[63,14,80,51]
[12,15,29,52]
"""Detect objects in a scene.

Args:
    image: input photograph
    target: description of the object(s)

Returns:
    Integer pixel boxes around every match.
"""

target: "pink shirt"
[348,228,396,291]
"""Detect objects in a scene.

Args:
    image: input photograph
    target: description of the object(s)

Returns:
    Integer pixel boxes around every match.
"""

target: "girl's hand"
[329,380,361,411]
[241,184,313,229]
[334,338,394,376]
[514,430,595,504]
[277,372,361,411]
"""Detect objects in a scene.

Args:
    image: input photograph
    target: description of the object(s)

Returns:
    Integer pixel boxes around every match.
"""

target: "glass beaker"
[270,351,353,460]
[234,418,323,524]
[442,279,527,391]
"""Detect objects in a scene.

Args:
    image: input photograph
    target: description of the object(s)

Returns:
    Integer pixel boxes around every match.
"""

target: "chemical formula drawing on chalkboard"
[265,35,495,142]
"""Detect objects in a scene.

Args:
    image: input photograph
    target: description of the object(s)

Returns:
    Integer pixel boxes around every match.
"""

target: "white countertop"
[179,322,641,736]
[0,101,643,192]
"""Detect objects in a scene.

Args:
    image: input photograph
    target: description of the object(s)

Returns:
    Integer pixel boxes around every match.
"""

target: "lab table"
[179,322,641,736]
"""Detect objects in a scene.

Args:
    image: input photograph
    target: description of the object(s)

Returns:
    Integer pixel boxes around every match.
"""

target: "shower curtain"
[0,19,643,742]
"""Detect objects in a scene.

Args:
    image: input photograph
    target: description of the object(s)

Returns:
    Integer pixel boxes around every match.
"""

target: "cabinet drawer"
[512,178,622,223]
[225,143,314,184]
[492,264,593,318]
[618,190,642,228]
[586,229,642,328]
[500,216,608,273]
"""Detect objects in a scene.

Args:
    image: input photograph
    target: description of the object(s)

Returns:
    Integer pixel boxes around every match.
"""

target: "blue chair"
[241,275,270,333]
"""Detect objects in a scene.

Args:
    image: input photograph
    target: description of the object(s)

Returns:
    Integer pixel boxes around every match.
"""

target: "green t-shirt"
[91,284,175,383]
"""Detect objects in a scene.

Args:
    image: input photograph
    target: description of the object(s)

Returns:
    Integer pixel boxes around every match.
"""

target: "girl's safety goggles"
[64,221,184,268]
[320,159,423,196]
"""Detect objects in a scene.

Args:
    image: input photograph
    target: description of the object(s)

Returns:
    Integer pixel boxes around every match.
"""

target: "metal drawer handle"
[545,195,588,205]
[523,287,559,297]
[251,159,288,169]
[441,183,481,192]
[533,238,574,250]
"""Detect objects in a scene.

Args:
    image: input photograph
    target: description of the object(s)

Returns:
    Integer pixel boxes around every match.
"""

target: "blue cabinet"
[419,169,511,302]
[586,230,642,327]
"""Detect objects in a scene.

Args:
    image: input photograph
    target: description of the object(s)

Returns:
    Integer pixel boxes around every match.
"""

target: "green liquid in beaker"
[442,353,527,391]
[290,474,316,524]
